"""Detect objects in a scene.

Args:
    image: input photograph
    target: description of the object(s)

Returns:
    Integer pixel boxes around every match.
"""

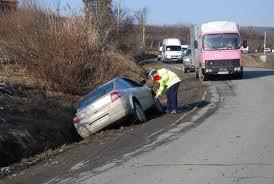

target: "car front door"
[123,79,154,110]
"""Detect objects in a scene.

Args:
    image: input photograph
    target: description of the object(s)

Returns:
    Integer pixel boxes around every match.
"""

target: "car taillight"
[111,91,123,102]
[73,115,80,124]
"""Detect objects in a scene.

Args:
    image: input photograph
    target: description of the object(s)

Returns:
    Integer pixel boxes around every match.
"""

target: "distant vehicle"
[181,45,189,56]
[157,46,162,61]
[160,38,183,63]
[182,49,195,73]
[73,77,163,138]
[191,21,247,80]
[265,48,272,53]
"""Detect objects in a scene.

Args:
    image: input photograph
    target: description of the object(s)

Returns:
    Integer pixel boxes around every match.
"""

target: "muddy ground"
[1,53,273,180]
[0,83,81,168]
[0,60,208,183]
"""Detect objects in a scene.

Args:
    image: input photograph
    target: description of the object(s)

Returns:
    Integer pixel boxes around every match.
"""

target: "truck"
[191,21,247,81]
[160,38,183,63]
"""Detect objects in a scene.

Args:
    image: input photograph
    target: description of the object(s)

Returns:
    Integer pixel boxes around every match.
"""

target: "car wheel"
[134,101,147,123]
[182,65,188,73]
[153,98,163,114]
[195,68,199,78]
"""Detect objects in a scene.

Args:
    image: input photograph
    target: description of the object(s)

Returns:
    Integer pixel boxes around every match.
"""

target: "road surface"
[3,67,274,184]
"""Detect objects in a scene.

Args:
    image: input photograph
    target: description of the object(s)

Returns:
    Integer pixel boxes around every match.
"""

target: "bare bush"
[0,4,142,95]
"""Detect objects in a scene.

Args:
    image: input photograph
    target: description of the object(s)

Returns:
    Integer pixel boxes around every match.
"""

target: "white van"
[160,38,183,63]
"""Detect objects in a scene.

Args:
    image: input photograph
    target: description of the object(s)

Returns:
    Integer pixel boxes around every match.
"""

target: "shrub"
[0,5,142,95]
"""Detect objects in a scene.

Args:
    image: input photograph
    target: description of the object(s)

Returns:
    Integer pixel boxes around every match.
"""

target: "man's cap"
[148,69,157,78]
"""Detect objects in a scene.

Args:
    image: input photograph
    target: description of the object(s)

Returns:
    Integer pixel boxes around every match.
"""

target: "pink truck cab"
[192,21,247,81]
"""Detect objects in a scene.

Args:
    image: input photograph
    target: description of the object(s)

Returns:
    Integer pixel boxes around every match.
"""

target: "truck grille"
[205,59,240,68]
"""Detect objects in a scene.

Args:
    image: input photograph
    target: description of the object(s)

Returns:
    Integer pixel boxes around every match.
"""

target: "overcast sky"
[58,0,274,27]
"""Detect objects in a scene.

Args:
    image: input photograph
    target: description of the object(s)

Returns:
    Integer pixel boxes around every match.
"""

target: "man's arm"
[156,73,169,96]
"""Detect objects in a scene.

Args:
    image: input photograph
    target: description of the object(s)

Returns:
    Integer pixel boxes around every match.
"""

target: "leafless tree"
[135,7,149,48]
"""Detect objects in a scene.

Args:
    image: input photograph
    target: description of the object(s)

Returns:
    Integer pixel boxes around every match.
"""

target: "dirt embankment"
[0,82,81,168]
[0,61,207,183]
[0,59,144,172]
[243,53,274,69]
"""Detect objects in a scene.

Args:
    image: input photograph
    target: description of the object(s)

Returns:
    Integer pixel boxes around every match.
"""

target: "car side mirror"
[194,40,198,49]
[243,40,248,49]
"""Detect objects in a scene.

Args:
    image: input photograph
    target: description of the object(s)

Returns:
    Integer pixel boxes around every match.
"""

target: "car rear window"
[78,82,113,110]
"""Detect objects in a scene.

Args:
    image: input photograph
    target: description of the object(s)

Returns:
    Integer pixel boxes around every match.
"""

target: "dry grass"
[243,53,274,69]
[0,5,143,95]
[0,3,145,168]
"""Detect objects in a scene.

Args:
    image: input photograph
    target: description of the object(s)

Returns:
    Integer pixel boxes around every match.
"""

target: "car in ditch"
[73,77,163,138]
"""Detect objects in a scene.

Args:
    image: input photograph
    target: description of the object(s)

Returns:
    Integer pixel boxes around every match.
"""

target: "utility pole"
[117,0,121,29]
[142,8,146,48]
[264,32,267,55]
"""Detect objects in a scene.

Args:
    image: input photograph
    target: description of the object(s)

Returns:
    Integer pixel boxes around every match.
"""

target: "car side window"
[116,79,132,89]
[123,79,141,88]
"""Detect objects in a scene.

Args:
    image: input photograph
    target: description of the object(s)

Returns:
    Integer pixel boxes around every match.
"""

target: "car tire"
[133,101,147,123]
[182,65,188,73]
[182,65,185,73]
[153,98,163,114]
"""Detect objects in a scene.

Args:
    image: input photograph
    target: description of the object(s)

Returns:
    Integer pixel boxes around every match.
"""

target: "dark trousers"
[166,82,180,111]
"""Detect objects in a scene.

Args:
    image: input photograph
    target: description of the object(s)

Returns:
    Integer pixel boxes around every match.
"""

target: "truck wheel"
[239,72,243,79]
[235,72,243,79]
[133,101,147,123]
[199,68,207,81]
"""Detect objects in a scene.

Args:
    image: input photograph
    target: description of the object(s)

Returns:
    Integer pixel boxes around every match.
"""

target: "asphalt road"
[3,67,274,184]
[48,67,274,184]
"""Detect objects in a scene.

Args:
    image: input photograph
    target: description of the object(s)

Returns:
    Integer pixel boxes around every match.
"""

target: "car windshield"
[185,49,191,56]
[166,46,182,51]
[203,33,240,51]
[78,82,113,110]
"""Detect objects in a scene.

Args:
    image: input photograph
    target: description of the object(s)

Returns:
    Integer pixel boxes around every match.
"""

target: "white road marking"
[146,129,165,139]
[43,177,58,184]
[175,107,198,123]
[202,90,207,100]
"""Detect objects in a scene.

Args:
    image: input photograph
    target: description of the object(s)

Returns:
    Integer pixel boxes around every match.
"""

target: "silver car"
[182,49,195,73]
[73,77,163,138]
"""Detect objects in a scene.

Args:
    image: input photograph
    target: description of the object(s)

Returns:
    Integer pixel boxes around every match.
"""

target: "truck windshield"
[166,46,182,51]
[203,33,240,51]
